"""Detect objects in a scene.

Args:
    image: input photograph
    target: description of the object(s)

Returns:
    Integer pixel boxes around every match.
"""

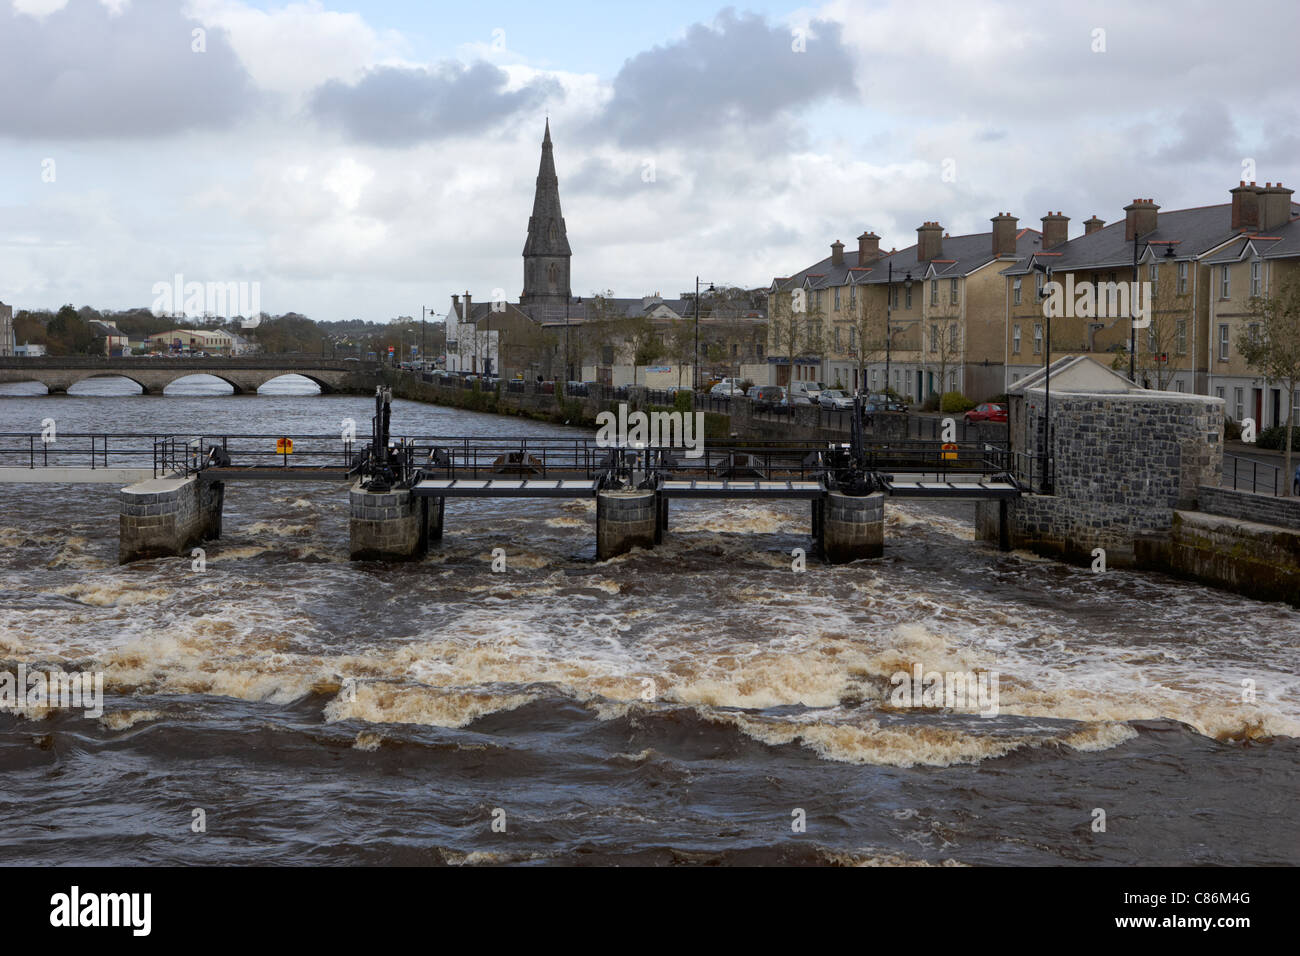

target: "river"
[0,375,1296,865]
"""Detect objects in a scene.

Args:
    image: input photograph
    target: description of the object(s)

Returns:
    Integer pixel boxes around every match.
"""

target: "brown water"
[0,377,1296,865]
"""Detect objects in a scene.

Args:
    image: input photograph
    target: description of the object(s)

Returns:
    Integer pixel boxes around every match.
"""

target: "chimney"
[858,230,880,263]
[1123,198,1159,242]
[1083,215,1105,236]
[916,221,943,262]
[1258,182,1295,232]
[1041,211,1069,250]
[990,213,1018,256]
[464,291,472,320]
[831,240,845,266]
[1230,181,1260,232]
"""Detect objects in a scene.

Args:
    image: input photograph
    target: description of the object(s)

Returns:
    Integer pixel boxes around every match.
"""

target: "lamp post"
[1033,261,1054,493]
[883,265,913,400]
[693,277,715,390]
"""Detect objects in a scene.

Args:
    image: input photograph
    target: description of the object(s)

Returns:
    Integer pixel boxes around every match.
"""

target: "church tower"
[520,119,572,318]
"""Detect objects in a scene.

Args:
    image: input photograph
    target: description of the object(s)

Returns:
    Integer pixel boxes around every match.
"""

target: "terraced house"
[768,217,1040,402]
[1001,182,1299,426]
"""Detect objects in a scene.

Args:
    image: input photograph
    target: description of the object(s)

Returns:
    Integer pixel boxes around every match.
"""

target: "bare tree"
[847,290,888,395]
[621,313,663,387]
[1241,272,1300,495]
[1132,269,1192,390]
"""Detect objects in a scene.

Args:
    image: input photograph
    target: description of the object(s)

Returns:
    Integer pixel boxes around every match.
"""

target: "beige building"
[146,328,237,352]
[769,219,1040,401]
[1002,182,1299,426]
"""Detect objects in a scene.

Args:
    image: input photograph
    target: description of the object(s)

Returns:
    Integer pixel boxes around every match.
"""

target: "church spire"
[521,120,572,315]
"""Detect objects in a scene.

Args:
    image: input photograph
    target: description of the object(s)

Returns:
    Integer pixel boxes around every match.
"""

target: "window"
[893,370,900,391]
[815,290,823,311]
[1033,323,1043,354]
[1251,260,1261,297]
[891,286,899,308]
[849,327,856,348]
[1012,373,1021,384]
[1220,266,1230,299]
[1109,271,1118,284]
[1248,322,1260,347]
[834,288,841,310]
[1013,278,1022,305]
[1218,324,1229,360]
[1147,326,1156,353]
[949,324,959,350]
[849,285,856,308]
[1176,319,1187,355]
[906,370,913,393]
[949,278,959,305]
[1175,380,1185,392]
[756,343,764,360]
[731,343,738,357]
[930,324,939,352]
[1148,262,1158,297]
[870,370,877,388]
[930,280,938,306]
[1034,272,1043,299]
[1215,386,1225,400]
[1234,387,1244,421]
[1177,261,1188,294]
[905,286,913,309]
[834,327,841,350]
[1012,323,1021,354]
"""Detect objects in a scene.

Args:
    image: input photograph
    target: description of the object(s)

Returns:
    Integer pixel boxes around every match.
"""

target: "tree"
[769,288,806,387]
[621,313,662,387]
[1240,272,1300,495]
[847,290,888,395]
[667,320,696,387]
[1132,266,1191,390]
[927,300,963,399]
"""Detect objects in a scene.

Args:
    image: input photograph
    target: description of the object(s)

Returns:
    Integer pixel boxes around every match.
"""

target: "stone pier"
[819,491,884,562]
[349,483,441,561]
[119,475,224,563]
[597,489,658,560]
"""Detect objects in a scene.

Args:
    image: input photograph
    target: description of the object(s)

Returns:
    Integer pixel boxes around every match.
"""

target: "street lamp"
[693,278,715,390]
[1032,261,1054,493]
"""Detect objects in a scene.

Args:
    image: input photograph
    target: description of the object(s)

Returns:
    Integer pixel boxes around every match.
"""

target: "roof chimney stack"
[1258,182,1295,232]
[1231,181,1260,232]
[916,221,943,262]
[1040,211,1070,250]
[831,239,844,267]
[1083,215,1105,236]
[1123,198,1159,242]
[857,230,880,264]
[990,213,1018,256]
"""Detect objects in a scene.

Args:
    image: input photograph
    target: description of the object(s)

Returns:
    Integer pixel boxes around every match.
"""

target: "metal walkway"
[412,478,599,498]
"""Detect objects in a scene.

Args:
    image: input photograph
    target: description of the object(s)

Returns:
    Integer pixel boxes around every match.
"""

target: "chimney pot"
[916,221,944,262]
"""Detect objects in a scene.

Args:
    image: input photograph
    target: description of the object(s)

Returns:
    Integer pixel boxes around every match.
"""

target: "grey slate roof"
[1000,202,1300,276]
[773,227,1042,293]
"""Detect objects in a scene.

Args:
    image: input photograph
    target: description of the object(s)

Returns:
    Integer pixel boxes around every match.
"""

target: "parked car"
[745,385,762,400]
[867,392,908,412]
[789,381,826,403]
[964,402,1008,424]
[564,381,589,396]
[753,385,789,412]
[710,382,744,399]
[819,389,854,410]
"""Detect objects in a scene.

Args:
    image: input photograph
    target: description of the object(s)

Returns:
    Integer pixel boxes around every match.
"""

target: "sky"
[2,0,1299,324]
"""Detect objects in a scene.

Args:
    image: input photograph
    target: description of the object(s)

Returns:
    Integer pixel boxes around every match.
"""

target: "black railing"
[1223,454,1283,496]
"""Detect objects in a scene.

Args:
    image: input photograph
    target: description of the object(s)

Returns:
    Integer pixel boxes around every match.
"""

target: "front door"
[1271,388,1281,428]
[1254,388,1263,428]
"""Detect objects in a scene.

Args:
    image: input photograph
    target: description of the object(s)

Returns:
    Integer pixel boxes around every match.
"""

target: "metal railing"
[1222,454,1284,496]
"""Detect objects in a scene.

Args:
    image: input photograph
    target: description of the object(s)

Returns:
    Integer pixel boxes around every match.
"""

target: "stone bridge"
[0,356,383,395]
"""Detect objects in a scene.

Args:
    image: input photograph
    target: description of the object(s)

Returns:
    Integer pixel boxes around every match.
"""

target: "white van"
[788,381,826,403]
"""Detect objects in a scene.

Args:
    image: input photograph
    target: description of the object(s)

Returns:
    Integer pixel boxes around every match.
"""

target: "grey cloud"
[309,62,561,146]
[1152,102,1238,164]
[593,9,857,148]
[0,0,255,139]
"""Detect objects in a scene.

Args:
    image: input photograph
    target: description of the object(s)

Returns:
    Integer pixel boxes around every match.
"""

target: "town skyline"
[3,0,1298,323]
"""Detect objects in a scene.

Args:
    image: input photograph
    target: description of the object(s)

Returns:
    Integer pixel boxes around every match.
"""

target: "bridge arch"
[162,373,240,395]
[67,372,149,394]
[258,372,328,394]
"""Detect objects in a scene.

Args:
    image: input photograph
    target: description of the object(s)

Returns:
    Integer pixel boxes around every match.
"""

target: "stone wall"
[348,484,431,560]
[119,475,224,563]
[1138,510,1300,606]
[1196,485,1300,530]
[982,390,1223,565]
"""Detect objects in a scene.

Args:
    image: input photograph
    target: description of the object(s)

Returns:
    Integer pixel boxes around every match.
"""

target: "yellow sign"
[276,437,294,454]
[941,442,958,461]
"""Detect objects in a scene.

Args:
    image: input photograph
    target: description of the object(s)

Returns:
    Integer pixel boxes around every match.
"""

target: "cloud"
[0,0,256,138]
[308,61,562,146]
[1152,102,1238,164]
[593,9,858,148]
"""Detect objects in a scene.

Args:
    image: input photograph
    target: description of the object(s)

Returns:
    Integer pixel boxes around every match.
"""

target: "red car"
[964,402,1007,424]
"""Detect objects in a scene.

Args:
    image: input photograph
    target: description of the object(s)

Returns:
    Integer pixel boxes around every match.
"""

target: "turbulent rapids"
[0,382,1297,865]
